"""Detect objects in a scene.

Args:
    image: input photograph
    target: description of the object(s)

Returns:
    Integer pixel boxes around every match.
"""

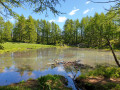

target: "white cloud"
[86,1,91,4]
[49,19,55,23]
[83,9,90,14]
[57,17,67,22]
[69,9,80,16]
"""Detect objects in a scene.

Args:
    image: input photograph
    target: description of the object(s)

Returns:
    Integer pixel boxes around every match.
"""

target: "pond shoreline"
[75,64,120,90]
[1,42,120,55]
[0,42,72,54]
[0,60,120,90]
[0,75,72,90]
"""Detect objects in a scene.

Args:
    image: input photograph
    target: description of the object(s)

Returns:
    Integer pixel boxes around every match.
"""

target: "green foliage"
[25,16,37,43]
[78,74,87,80]
[0,0,65,17]
[0,16,4,43]
[37,75,70,90]
[0,44,4,50]
[20,80,25,83]
[0,9,120,49]
[13,15,26,42]
[3,21,13,41]
[88,65,120,78]
[37,75,57,89]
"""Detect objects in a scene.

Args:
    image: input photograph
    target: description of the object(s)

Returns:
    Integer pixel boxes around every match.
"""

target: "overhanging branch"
[89,0,119,3]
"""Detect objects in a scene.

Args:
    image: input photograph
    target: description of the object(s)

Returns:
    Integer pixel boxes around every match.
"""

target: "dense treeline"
[63,13,119,48]
[0,15,62,45]
[63,11,120,48]
[0,10,120,48]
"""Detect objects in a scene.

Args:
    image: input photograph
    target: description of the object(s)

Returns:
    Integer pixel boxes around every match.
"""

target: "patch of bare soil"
[80,77,120,84]
[10,80,39,89]
[75,77,120,90]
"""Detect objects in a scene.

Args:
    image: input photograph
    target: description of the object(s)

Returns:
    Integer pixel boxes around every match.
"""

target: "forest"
[0,9,120,49]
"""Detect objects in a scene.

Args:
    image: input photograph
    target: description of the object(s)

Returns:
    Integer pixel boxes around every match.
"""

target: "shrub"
[88,65,120,78]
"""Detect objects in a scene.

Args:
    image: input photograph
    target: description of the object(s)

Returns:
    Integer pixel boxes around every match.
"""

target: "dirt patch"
[10,80,39,89]
[75,77,120,90]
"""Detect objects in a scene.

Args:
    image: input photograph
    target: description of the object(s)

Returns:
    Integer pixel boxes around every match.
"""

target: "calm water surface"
[0,47,119,89]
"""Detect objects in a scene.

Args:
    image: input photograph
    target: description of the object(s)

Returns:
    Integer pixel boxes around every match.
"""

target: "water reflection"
[0,64,79,90]
[0,47,118,89]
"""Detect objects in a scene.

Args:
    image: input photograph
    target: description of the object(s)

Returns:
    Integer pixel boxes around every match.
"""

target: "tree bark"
[106,38,120,67]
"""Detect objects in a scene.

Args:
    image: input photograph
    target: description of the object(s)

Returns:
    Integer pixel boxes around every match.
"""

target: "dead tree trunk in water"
[106,38,120,67]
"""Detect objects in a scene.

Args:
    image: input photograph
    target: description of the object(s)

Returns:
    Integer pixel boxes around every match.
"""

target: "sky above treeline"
[6,0,115,29]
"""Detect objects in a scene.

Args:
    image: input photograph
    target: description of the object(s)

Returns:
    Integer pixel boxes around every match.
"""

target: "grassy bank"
[0,75,72,90]
[76,65,120,90]
[0,42,55,54]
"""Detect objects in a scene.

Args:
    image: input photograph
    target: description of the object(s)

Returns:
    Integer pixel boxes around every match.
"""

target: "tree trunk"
[106,38,120,67]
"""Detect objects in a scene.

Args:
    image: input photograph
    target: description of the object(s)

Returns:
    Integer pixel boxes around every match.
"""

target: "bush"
[88,65,120,78]
[0,44,4,50]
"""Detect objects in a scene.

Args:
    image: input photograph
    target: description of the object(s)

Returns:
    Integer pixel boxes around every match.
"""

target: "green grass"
[88,65,120,78]
[0,75,72,90]
[78,65,120,79]
[37,75,71,90]
[0,42,55,54]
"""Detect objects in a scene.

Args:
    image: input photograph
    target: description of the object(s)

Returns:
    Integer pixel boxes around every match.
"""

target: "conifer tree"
[3,21,13,41]
[26,16,37,43]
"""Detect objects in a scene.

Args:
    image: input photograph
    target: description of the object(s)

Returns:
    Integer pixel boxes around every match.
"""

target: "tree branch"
[89,0,119,3]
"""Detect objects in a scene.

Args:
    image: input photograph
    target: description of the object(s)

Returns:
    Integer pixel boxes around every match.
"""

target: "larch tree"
[0,16,4,42]
[17,15,26,42]
[26,16,37,43]
[3,21,13,41]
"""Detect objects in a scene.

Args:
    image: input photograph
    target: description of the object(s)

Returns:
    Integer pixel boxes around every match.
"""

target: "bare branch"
[89,0,119,3]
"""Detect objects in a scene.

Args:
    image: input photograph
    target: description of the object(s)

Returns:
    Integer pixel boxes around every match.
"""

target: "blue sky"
[7,0,115,29]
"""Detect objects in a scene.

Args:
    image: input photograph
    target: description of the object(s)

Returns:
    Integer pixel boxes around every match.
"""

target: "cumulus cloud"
[69,9,80,16]
[57,17,67,22]
[86,1,91,4]
[83,9,90,14]
[49,19,55,23]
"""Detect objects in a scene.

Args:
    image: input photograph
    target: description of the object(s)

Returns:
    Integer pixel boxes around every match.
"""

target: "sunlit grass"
[0,42,55,54]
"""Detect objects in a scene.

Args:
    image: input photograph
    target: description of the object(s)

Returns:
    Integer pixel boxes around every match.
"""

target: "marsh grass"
[0,42,55,54]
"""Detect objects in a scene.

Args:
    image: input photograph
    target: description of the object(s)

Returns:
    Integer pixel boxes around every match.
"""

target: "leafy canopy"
[0,0,65,17]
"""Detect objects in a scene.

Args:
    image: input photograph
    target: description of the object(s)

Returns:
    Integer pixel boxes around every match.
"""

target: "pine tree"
[0,16,4,43]
[26,16,37,43]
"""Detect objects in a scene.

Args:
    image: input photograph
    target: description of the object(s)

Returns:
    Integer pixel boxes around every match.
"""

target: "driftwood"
[49,59,93,90]
[52,59,93,69]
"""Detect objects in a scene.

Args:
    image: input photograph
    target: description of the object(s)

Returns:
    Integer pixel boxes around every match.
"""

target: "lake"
[0,47,118,89]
